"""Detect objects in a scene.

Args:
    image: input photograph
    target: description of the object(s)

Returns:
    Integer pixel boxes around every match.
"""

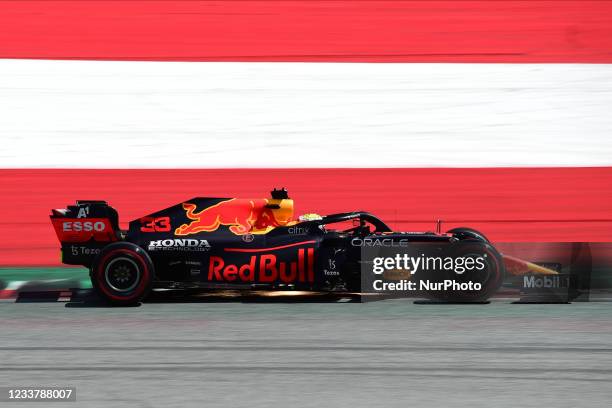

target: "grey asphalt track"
[1,299,611,408]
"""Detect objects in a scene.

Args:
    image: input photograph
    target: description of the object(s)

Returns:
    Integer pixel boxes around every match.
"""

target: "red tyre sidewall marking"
[94,248,150,301]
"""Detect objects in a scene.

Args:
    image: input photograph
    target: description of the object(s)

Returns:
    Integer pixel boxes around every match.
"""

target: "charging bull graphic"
[175,198,295,236]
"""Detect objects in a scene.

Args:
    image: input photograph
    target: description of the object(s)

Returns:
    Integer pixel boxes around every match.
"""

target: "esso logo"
[63,221,106,232]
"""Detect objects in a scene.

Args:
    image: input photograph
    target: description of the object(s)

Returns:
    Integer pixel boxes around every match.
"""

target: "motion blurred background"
[1,1,611,291]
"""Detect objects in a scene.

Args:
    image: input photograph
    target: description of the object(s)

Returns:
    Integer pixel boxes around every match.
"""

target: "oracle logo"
[63,221,106,232]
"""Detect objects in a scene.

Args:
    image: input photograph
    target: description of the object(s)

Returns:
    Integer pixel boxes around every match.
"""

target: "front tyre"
[425,242,504,302]
[447,227,490,243]
[91,242,154,306]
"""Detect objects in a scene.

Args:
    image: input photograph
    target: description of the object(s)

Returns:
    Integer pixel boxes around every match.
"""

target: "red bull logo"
[209,246,315,284]
[175,198,294,236]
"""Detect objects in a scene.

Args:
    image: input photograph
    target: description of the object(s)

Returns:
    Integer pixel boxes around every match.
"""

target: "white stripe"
[1,60,611,168]
[5,281,26,291]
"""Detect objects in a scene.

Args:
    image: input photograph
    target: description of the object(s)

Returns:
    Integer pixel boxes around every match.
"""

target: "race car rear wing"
[50,200,121,265]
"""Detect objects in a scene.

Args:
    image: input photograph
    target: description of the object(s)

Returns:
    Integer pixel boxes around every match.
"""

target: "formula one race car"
[50,189,506,305]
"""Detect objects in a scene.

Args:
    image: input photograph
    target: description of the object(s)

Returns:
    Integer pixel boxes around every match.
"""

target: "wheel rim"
[104,257,141,292]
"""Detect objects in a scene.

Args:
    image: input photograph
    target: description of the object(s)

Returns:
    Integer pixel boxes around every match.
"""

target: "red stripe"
[224,241,317,253]
[1,1,611,62]
[1,168,611,266]
[0,290,17,300]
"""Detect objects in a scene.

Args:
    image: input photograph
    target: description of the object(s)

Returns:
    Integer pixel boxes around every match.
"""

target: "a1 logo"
[77,207,89,218]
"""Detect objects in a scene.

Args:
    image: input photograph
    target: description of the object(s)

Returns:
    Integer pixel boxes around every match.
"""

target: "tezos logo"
[148,239,211,251]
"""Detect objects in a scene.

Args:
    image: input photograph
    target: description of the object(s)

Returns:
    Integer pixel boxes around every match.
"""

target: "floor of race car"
[0,299,611,408]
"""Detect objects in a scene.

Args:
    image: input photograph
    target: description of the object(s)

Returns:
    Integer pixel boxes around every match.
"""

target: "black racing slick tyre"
[447,227,490,243]
[425,242,504,302]
[91,242,155,306]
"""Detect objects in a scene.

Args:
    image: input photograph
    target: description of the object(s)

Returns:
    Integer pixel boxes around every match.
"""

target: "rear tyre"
[91,242,154,306]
